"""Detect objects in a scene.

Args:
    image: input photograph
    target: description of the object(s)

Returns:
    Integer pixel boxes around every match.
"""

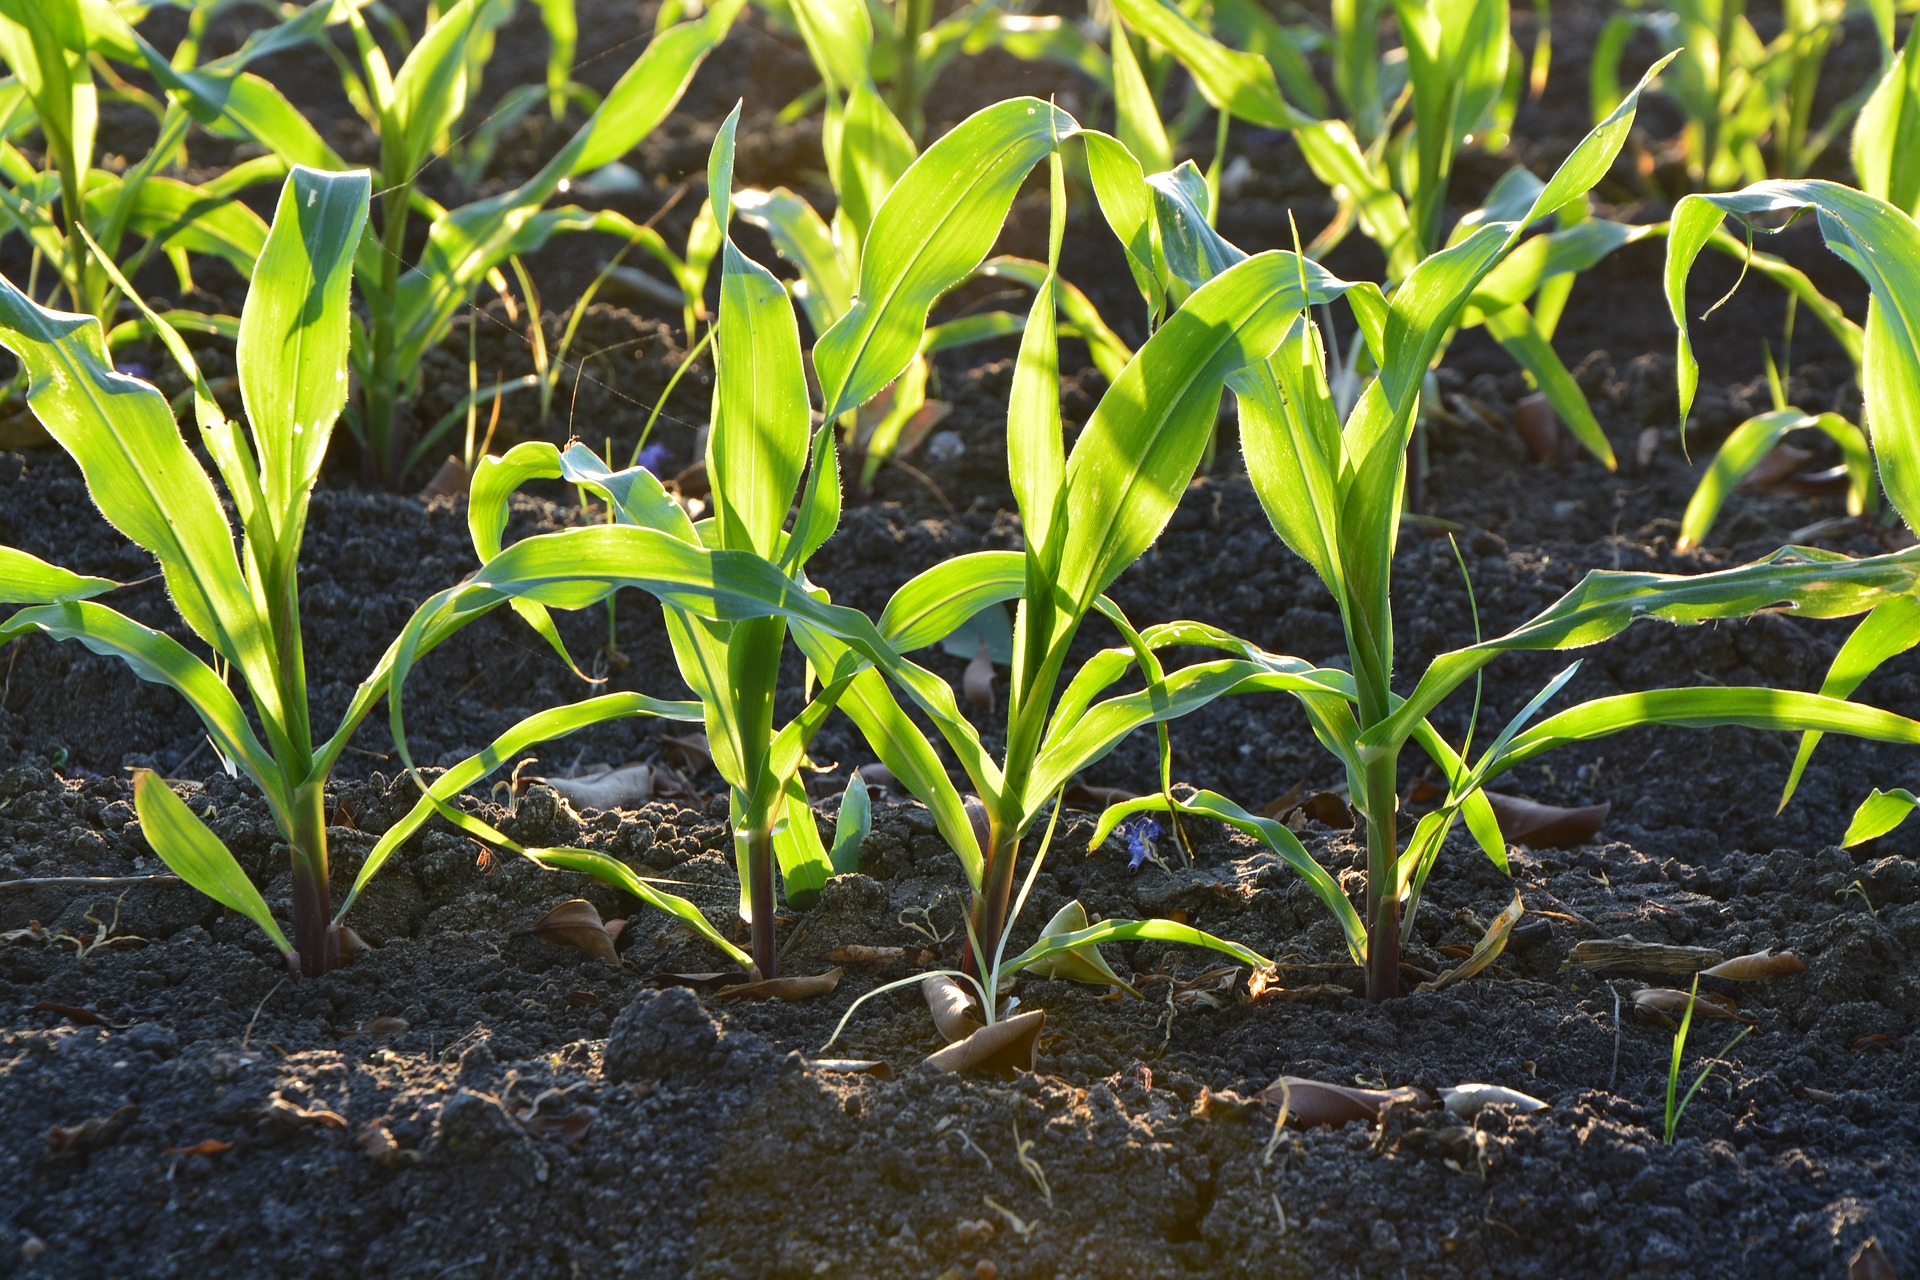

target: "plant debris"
[513,899,621,963]
[1484,792,1610,848]
[1258,1077,1434,1127]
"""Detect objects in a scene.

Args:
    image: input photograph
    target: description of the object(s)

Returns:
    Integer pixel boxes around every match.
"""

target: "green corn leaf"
[1007,152,1067,566]
[734,186,854,333]
[1093,788,1365,963]
[385,0,488,184]
[708,104,811,560]
[1109,14,1172,176]
[1843,788,1918,845]
[1853,17,1920,216]
[108,174,271,276]
[829,773,870,875]
[1665,180,1920,531]
[1392,0,1510,253]
[773,774,833,909]
[1080,130,1165,326]
[829,83,917,248]
[0,0,94,189]
[1370,546,1920,753]
[783,425,843,573]
[336,691,700,923]
[0,547,115,603]
[813,97,1079,420]
[1211,0,1328,118]
[133,770,292,957]
[1483,302,1616,466]
[238,166,370,541]
[1055,249,1358,615]
[1107,0,1300,129]
[0,272,285,738]
[1781,595,1920,809]
[1494,687,1920,776]
[1004,913,1273,975]
[979,256,1132,381]
[1022,899,1140,994]
[874,551,1026,652]
[525,848,754,969]
[1680,410,1872,551]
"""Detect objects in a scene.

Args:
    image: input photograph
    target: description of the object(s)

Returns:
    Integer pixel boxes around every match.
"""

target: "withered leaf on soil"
[514,899,620,963]
[1440,1083,1548,1119]
[923,974,984,1044]
[1566,938,1724,977]
[1700,950,1807,981]
[711,967,843,1002]
[418,455,471,502]
[1849,1238,1897,1280]
[349,1016,410,1038]
[1484,792,1609,849]
[1423,893,1524,991]
[661,733,712,774]
[825,944,935,966]
[653,970,755,991]
[965,639,996,712]
[33,1001,124,1029]
[1632,987,1757,1027]
[45,1105,139,1155]
[1063,782,1136,810]
[1257,1077,1434,1127]
[522,1106,597,1145]
[164,1139,234,1157]
[262,1093,349,1132]
[924,1009,1046,1077]
[541,763,655,812]
[812,1058,896,1081]
[1513,392,1564,464]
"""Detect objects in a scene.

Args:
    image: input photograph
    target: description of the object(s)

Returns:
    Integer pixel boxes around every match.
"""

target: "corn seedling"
[0,167,505,978]
[1665,178,1920,846]
[1593,0,1891,191]
[1663,977,1751,1143]
[1091,74,1920,1001]
[0,0,285,366]
[136,0,741,485]
[376,98,1301,985]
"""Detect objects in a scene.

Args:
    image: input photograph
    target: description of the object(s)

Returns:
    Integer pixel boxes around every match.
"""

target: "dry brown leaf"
[965,639,996,712]
[1254,780,1307,819]
[566,989,600,1007]
[1513,392,1563,464]
[924,1009,1046,1077]
[514,899,619,963]
[337,925,372,959]
[1632,987,1757,1027]
[1191,1087,1257,1121]
[541,763,654,811]
[652,970,754,991]
[523,1107,597,1145]
[1485,792,1609,848]
[1258,1077,1433,1127]
[263,1094,348,1131]
[1636,425,1662,469]
[812,1058,896,1081]
[350,1016,410,1038]
[661,733,712,774]
[825,944,933,966]
[711,967,843,1002]
[164,1139,234,1157]
[1700,949,1807,981]
[1063,782,1136,810]
[1295,791,1354,829]
[1849,1238,1897,1280]
[923,974,984,1044]
[45,1105,139,1155]
[418,455,470,502]
[33,1001,121,1028]
[1424,893,1524,991]
[856,762,900,790]
[358,1121,417,1168]
[1567,939,1725,977]
[1440,1083,1548,1119]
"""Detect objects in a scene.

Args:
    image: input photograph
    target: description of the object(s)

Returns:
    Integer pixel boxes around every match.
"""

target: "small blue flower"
[636,442,671,476]
[1122,815,1163,873]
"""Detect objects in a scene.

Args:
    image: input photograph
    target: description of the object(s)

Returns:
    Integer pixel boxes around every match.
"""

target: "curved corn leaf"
[1371,546,1920,752]
[524,848,754,969]
[1843,788,1918,845]
[1666,181,1920,531]
[0,547,115,603]
[1093,788,1364,964]
[814,97,1079,419]
[386,0,488,185]
[1495,687,1920,774]
[335,691,701,923]
[1852,18,1920,216]
[1780,595,1920,809]
[1108,0,1299,129]
[133,770,292,957]
[1680,410,1872,551]
[1004,914,1272,975]
[829,773,870,875]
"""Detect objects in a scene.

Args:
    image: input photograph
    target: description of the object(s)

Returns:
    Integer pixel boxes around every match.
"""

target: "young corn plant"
[1593,0,1890,191]
[375,97,1304,987]
[136,0,742,486]
[1107,0,1626,475]
[1089,77,1920,1001]
[0,168,377,977]
[0,0,285,357]
[1665,179,1920,844]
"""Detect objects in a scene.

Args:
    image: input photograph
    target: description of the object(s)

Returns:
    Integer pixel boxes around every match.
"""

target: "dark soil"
[4,1,1919,1277]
